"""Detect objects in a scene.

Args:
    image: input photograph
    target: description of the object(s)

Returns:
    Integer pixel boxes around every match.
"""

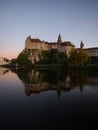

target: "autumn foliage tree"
[69,48,88,65]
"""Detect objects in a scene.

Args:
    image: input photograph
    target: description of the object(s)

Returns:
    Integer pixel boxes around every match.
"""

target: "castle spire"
[27,35,31,39]
[57,33,62,43]
[80,41,84,49]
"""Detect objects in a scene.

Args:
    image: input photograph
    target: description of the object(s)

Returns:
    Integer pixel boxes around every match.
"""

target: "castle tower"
[80,41,84,49]
[57,34,62,43]
[27,35,31,39]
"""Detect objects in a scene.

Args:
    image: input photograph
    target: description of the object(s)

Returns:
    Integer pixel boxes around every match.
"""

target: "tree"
[69,48,88,65]
[38,49,67,64]
[57,51,67,64]
[39,49,58,64]
[17,50,32,67]
[11,58,17,64]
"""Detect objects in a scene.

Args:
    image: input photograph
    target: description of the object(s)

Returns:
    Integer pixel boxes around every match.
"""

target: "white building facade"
[0,57,9,65]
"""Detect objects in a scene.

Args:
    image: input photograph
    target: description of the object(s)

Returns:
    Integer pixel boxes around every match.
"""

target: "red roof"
[30,38,42,43]
[61,42,73,46]
[45,41,73,46]
[48,42,57,45]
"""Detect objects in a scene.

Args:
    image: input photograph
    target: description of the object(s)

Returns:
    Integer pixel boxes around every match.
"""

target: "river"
[0,67,98,129]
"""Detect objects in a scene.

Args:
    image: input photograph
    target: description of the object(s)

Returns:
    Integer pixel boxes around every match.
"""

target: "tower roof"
[57,33,62,43]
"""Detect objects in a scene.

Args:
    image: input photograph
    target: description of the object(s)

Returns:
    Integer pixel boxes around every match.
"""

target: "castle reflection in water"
[9,68,98,97]
[1,67,98,97]
[0,67,98,129]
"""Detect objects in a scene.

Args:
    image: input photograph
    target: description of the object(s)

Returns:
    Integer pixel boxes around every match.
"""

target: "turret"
[80,41,84,49]
[27,35,31,40]
[57,34,62,43]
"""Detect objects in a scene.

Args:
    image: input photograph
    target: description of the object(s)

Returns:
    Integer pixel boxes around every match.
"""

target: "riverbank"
[1,63,98,71]
[33,64,63,68]
[33,63,98,71]
[69,64,98,71]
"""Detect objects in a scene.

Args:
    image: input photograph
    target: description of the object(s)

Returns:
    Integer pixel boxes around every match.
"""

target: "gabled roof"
[30,38,42,43]
[61,41,74,46]
[45,41,73,46]
[46,42,57,45]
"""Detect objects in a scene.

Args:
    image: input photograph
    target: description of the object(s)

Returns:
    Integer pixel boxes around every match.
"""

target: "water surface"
[0,67,98,129]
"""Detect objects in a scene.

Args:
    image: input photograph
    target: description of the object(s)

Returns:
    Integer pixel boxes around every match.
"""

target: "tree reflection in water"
[12,68,98,96]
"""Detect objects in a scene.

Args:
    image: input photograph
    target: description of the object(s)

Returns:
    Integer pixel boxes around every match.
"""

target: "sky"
[0,0,98,59]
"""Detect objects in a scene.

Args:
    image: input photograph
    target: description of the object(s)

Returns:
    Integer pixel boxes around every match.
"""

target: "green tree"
[17,50,32,67]
[39,49,58,64]
[38,49,67,64]
[11,58,17,64]
[57,51,67,64]
[69,48,88,65]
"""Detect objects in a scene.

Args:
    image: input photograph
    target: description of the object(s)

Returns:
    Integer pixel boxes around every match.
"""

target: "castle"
[25,34,75,63]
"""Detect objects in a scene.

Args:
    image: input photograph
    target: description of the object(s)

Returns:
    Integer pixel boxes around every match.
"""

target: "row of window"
[85,49,98,56]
